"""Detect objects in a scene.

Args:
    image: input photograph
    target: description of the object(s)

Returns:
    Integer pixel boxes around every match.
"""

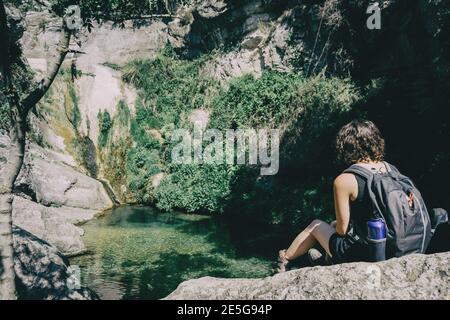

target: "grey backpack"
[344,162,432,258]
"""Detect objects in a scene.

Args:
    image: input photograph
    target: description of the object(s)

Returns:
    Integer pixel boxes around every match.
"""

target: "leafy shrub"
[98,110,112,148]
[115,99,131,126]
[152,71,360,217]
[121,47,221,203]
[155,164,237,213]
[126,146,162,203]
[210,72,302,129]
[122,45,219,128]
[221,74,361,232]
[281,76,361,169]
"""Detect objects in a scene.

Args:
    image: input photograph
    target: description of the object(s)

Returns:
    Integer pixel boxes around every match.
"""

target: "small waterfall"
[98,178,121,206]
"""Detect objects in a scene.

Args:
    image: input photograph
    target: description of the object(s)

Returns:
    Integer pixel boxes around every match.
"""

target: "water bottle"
[367,219,386,262]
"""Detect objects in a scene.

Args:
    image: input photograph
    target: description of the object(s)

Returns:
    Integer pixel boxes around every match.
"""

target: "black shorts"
[329,233,369,264]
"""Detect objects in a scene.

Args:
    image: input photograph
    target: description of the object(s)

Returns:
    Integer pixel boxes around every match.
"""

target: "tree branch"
[68,49,86,54]
[0,0,11,87]
[164,0,172,15]
[22,25,72,113]
[34,0,51,9]
[97,13,180,22]
[0,0,21,111]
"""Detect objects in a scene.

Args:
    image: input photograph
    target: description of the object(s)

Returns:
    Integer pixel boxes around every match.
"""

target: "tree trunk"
[1,0,73,300]
[22,24,71,113]
[0,0,72,297]
[0,0,75,299]
[0,106,25,300]
[0,0,17,300]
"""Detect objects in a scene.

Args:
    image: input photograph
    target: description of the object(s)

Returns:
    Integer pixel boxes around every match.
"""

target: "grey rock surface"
[21,11,168,148]
[12,138,113,211]
[197,0,227,19]
[165,252,450,300]
[12,196,96,256]
[12,225,98,300]
[73,20,168,145]
[1,134,111,255]
[169,0,293,81]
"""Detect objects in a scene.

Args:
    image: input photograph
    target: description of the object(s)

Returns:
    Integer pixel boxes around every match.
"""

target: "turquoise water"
[70,206,274,300]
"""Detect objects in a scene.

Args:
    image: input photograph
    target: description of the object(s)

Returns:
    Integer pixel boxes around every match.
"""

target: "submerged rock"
[12,226,98,300]
[165,252,450,300]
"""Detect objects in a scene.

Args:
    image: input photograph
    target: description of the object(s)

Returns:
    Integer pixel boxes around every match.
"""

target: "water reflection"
[70,206,273,300]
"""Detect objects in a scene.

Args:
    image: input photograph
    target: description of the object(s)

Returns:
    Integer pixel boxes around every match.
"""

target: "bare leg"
[285,219,335,260]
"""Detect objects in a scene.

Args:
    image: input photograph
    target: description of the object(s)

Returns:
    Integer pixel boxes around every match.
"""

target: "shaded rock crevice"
[0,226,98,300]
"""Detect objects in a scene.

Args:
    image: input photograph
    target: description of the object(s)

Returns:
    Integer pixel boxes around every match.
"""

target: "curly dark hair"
[336,120,385,166]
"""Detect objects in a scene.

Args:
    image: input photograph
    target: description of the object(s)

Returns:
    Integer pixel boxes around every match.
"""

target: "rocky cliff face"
[0,134,112,256]
[166,252,450,300]
[17,1,309,204]
[168,0,450,80]
[21,9,168,143]
[168,0,295,80]
[20,9,171,202]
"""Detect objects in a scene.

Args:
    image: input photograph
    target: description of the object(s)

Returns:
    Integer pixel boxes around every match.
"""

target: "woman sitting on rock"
[277,119,432,272]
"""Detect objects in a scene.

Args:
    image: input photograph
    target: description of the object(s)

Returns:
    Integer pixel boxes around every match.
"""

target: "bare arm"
[333,173,358,236]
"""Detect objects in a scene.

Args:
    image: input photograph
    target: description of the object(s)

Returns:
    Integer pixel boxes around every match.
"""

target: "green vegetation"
[118,47,221,202]
[115,100,131,126]
[29,130,48,148]
[71,136,98,177]
[0,96,9,132]
[102,62,121,71]
[208,74,360,231]
[122,46,219,128]
[97,101,133,202]
[66,85,81,129]
[157,72,359,217]
[98,110,112,148]
[126,147,162,203]
[101,138,131,201]
[107,48,361,222]
[155,164,238,213]
[209,72,303,129]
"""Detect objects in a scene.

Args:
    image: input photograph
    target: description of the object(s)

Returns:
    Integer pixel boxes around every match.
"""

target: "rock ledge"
[165,252,450,300]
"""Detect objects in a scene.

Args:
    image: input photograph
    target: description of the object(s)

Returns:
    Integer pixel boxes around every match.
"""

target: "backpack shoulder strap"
[343,163,374,180]
[342,163,386,223]
[383,161,400,174]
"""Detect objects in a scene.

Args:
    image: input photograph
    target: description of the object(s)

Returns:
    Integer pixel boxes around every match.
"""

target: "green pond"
[70,206,274,300]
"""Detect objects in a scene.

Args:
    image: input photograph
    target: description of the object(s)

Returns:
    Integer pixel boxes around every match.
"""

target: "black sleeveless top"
[349,174,373,237]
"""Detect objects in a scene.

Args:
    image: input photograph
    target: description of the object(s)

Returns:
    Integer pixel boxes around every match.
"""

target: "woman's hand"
[333,173,358,236]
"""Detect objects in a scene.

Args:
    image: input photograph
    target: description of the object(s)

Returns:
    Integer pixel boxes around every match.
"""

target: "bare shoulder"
[334,173,357,190]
